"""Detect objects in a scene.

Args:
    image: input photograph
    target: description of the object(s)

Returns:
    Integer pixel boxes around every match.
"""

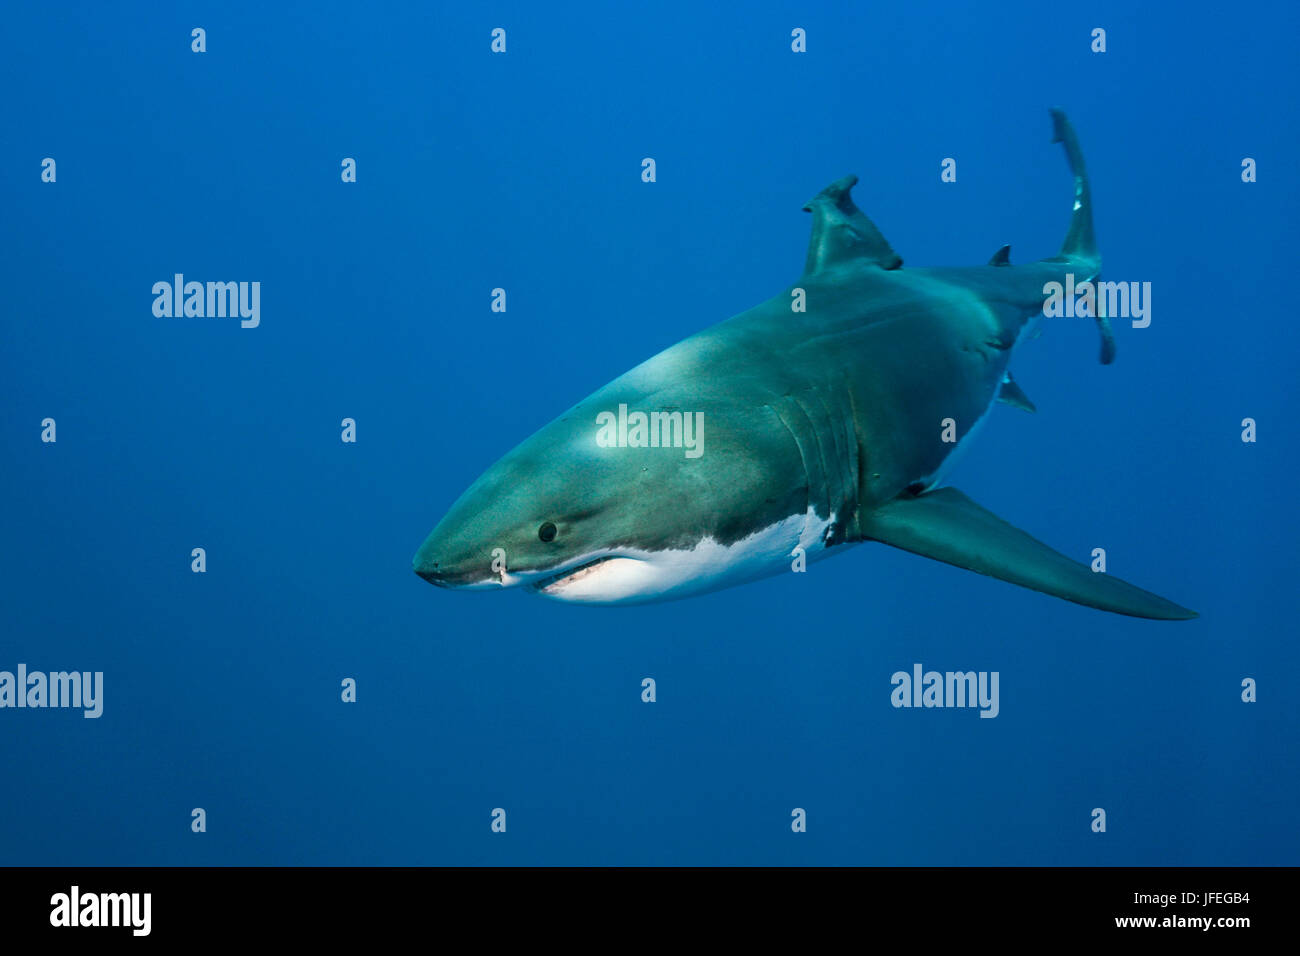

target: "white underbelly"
[537,506,839,604]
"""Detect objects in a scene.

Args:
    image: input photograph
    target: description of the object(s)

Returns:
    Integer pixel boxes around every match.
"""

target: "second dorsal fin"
[802,174,902,275]
[989,244,1011,266]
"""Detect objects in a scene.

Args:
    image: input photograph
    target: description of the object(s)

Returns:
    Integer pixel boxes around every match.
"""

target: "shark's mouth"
[528,555,622,594]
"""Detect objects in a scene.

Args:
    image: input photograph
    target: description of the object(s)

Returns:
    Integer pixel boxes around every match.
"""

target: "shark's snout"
[413,562,448,587]
[413,526,511,591]
[413,552,484,589]
[412,534,461,588]
[412,546,445,586]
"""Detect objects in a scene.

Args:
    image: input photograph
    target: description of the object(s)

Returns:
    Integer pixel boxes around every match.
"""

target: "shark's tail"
[1049,108,1115,364]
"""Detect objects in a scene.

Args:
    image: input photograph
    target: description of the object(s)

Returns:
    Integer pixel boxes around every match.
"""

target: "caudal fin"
[1048,109,1114,364]
[1050,108,1097,269]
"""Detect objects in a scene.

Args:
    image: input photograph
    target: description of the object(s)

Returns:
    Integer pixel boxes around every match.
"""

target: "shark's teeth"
[530,555,619,593]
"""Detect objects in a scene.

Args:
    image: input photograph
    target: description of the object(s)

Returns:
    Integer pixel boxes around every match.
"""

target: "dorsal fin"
[988,244,1011,266]
[801,174,902,274]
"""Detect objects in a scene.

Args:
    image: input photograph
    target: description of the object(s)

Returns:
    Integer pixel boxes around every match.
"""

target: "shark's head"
[412,406,681,603]
[412,393,810,604]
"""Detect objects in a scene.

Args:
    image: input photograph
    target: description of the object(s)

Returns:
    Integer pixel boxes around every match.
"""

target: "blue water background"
[2,1,1296,864]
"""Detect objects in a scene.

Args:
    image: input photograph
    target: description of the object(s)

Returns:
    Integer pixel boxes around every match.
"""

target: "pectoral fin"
[997,373,1036,413]
[863,487,1197,620]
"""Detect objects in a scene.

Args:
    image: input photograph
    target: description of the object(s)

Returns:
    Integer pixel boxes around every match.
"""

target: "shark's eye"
[538,521,558,542]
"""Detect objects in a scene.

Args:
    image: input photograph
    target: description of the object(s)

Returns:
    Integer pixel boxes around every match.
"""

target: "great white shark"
[413,110,1196,620]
